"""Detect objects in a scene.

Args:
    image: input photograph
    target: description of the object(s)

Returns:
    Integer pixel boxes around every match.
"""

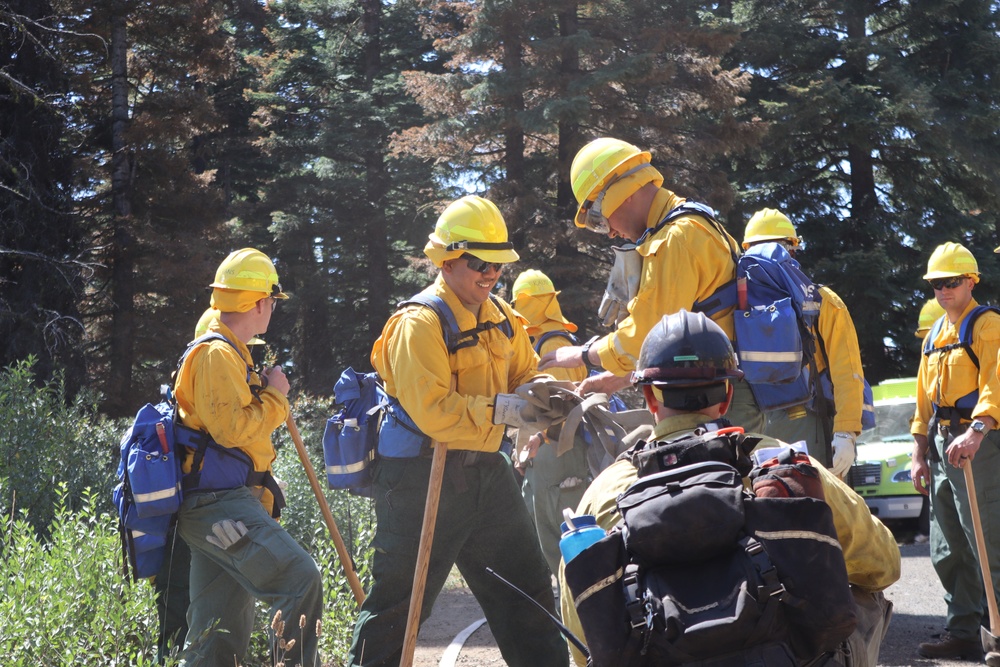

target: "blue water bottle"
[559,509,606,563]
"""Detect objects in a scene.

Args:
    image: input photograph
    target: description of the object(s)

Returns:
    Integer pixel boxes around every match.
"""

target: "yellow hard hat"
[210,248,289,298]
[923,242,980,283]
[194,307,264,344]
[424,195,519,267]
[915,298,945,338]
[570,138,663,231]
[742,208,800,250]
[512,269,556,299]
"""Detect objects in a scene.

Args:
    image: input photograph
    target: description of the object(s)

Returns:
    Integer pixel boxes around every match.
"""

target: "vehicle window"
[857,401,916,444]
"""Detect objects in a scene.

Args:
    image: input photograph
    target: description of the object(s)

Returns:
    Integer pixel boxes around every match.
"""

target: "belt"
[419,448,486,466]
[937,421,969,437]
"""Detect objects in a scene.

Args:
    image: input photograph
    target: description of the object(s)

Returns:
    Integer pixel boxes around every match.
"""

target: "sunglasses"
[461,254,504,274]
[929,276,967,291]
[581,197,611,235]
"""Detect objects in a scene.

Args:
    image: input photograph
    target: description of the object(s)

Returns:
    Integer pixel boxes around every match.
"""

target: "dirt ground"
[411,585,505,666]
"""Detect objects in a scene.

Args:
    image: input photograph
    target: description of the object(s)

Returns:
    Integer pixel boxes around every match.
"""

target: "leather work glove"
[494,394,555,431]
[206,519,249,551]
[830,432,857,478]
[597,243,642,328]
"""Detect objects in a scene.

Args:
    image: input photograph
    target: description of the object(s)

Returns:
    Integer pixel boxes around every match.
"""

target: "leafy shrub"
[0,357,119,535]
[0,371,376,666]
[0,485,162,666]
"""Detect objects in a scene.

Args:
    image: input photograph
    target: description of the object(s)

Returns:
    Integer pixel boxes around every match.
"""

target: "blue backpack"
[733,242,823,412]
[322,368,387,496]
[113,333,279,580]
[922,305,1000,422]
[322,293,516,493]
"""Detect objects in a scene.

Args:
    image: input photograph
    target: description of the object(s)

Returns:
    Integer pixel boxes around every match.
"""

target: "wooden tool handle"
[286,415,366,606]
[400,442,448,667]
[963,462,1000,632]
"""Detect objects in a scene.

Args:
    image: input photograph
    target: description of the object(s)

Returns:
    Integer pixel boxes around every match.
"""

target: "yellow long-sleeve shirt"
[559,412,901,666]
[912,298,1000,435]
[174,320,289,515]
[371,275,544,451]
[815,286,867,433]
[594,189,742,375]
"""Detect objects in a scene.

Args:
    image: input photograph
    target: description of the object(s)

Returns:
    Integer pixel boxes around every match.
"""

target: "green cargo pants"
[154,528,190,663]
[522,437,591,579]
[763,404,832,468]
[175,486,323,667]
[726,379,768,435]
[929,428,1000,640]
[348,451,569,667]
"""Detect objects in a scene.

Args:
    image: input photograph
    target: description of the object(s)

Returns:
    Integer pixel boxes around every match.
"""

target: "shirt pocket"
[943,349,980,401]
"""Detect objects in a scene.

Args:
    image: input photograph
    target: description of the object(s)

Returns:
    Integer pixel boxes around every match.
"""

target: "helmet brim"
[923,270,980,284]
[466,248,520,264]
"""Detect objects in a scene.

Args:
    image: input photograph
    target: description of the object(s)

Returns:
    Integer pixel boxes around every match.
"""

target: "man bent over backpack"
[558,310,900,667]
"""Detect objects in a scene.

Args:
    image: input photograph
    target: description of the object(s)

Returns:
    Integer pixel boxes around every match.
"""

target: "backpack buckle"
[623,568,649,630]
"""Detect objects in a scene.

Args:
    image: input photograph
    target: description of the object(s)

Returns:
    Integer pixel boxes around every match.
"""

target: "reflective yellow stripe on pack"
[327,460,370,475]
[134,487,179,505]
[740,351,802,363]
[573,566,625,606]
[754,529,842,550]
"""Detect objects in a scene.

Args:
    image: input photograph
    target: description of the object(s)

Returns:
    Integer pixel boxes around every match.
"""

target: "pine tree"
[0,1,88,392]
[727,0,1000,380]
[245,0,445,391]
[396,0,757,336]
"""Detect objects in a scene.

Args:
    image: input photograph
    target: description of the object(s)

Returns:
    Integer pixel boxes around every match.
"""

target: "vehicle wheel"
[918,495,930,536]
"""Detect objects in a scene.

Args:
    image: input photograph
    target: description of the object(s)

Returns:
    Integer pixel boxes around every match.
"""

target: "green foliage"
[0,486,161,666]
[0,394,375,666]
[0,357,117,535]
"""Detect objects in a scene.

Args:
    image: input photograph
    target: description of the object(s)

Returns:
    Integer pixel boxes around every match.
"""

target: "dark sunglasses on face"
[929,276,966,291]
[462,254,504,274]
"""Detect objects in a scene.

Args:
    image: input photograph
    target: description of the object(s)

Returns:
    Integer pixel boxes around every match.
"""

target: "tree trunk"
[556,4,579,212]
[361,0,391,337]
[108,0,136,416]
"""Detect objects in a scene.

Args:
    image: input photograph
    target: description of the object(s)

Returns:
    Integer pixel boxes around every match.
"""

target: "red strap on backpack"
[155,422,170,454]
[750,450,825,500]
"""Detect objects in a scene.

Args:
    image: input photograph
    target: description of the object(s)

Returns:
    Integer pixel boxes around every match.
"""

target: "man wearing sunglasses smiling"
[910,242,1000,662]
[539,137,766,434]
[348,195,570,667]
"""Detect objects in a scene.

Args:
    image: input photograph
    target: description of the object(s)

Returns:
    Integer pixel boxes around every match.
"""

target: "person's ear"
[642,384,660,416]
[719,381,735,416]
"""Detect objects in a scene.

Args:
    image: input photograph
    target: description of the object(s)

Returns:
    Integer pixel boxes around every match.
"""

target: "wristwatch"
[970,419,989,435]
[580,335,602,372]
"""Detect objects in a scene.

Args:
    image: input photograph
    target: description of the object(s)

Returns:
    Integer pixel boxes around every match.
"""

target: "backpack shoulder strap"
[636,201,723,246]
[643,201,742,317]
[178,332,253,385]
[959,305,1000,369]
[533,329,579,354]
[922,314,947,356]
[399,292,515,354]
[923,305,1000,369]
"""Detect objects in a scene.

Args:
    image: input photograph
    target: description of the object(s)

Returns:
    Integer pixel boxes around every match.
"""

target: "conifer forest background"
[4,0,1000,413]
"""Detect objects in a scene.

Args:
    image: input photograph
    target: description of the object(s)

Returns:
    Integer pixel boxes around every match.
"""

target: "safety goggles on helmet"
[929,276,967,291]
[579,163,651,235]
[461,254,504,274]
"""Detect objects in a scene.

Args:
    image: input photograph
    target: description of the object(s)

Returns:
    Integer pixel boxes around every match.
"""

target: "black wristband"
[580,335,602,372]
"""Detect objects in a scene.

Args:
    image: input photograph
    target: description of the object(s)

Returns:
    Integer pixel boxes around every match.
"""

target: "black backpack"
[564,425,857,667]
